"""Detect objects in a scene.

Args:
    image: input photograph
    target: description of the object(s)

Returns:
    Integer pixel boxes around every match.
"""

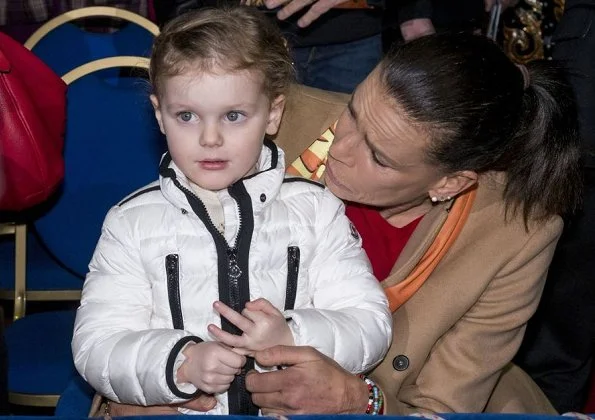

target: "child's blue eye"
[178,112,194,122]
[226,111,245,122]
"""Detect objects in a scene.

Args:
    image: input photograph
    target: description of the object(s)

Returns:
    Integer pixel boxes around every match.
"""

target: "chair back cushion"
[34,72,166,276]
[0,32,66,210]
[31,22,155,77]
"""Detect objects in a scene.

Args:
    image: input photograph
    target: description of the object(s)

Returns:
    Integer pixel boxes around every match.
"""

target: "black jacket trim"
[159,153,176,179]
[165,336,203,399]
[165,254,184,330]
[118,185,161,206]
[224,181,258,415]
[284,247,300,311]
[170,174,257,414]
[241,138,279,181]
[282,177,325,189]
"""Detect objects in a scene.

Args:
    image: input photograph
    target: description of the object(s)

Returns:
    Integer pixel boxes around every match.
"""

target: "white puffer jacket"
[72,141,392,414]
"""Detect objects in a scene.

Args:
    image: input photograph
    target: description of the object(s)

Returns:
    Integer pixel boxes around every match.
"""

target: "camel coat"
[274,84,561,415]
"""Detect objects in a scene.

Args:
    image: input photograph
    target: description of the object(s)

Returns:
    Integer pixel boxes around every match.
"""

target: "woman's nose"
[330,127,357,166]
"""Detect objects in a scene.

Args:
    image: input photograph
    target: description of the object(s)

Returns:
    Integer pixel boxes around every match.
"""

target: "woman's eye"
[372,152,388,168]
[177,112,195,122]
[226,111,245,122]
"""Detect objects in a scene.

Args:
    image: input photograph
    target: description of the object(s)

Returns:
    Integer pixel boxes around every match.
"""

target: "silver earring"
[431,196,438,203]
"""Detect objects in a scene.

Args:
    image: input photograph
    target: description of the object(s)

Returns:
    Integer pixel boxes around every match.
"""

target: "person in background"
[153,0,450,94]
[153,0,386,93]
[514,0,595,413]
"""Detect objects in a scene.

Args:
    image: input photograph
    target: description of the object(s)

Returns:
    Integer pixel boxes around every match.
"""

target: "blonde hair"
[149,6,294,100]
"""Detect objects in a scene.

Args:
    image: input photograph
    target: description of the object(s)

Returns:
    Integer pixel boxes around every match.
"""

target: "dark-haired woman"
[109,32,581,415]
[243,32,582,415]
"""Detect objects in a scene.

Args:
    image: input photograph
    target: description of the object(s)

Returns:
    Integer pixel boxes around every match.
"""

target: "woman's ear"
[265,95,286,136]
[429,170,478,201]
[150,94,165,135]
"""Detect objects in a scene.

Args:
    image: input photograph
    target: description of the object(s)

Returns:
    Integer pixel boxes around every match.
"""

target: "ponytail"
[503,61,582,224]
[379,33,582,226]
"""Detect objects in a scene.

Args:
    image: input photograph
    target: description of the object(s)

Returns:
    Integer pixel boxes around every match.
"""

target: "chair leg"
[13,224,27,320]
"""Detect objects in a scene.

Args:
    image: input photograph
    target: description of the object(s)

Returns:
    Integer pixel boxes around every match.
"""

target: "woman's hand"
[209,299,294,356]
[245,345,369,415]
[263,0,347,28]
[400,18,436,42]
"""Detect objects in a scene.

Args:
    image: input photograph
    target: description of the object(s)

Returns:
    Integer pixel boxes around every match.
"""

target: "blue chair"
[54,373,94,417]
[35,56,166,279]
[24,6,158,77]
[0,7,159,316]
[2,56,166,408]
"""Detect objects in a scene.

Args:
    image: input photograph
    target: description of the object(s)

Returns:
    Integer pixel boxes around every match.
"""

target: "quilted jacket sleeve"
[285,189,392,374]
[72,206,200,406]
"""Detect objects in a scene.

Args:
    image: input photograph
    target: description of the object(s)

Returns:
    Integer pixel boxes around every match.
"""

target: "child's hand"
[177,341,246,394]
[208,298,295,356]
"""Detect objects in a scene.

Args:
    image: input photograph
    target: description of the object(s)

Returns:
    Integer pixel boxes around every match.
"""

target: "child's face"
[151,68,285,191]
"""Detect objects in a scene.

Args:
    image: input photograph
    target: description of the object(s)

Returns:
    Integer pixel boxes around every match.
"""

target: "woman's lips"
[324,159,350,192]
[199,160,228,170]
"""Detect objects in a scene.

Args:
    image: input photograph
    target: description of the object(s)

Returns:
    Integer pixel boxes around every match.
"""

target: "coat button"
[260,193,266,202]
[393,355,409,371]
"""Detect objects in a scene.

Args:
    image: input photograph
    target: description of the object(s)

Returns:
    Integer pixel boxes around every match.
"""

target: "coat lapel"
[382,201,451,289]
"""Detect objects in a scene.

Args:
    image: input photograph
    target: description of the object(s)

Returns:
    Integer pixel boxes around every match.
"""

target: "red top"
[345,203,421,282]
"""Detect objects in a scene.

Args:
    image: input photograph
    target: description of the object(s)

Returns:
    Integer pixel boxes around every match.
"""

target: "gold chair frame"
[24,6,159,50]
[3,56,150,407]
[2,7,157,317]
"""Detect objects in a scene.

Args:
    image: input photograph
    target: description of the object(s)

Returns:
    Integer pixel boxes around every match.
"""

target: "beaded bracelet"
[359,374,385,415]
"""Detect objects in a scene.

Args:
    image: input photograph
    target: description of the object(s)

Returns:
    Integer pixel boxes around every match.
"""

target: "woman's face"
[324,69,445,217]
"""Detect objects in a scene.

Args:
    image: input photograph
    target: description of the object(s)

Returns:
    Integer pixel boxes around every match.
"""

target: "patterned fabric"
[286,121,337,180]
[0,0,49,26]
[0,0,149,27]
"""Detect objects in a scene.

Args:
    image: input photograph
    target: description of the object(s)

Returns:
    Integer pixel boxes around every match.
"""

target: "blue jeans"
[291,34,383,94]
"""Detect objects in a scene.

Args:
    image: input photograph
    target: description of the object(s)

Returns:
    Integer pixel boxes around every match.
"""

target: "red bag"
[0,31,65,211]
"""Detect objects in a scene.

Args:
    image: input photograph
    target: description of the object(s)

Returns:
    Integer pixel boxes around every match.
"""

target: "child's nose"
[199,123,223,147]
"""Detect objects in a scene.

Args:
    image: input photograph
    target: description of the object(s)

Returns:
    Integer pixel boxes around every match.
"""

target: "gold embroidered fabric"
[501,0,565,64]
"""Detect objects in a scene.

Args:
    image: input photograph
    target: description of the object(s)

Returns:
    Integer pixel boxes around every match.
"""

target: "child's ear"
[150,94,165,135]
[265,95,286,136]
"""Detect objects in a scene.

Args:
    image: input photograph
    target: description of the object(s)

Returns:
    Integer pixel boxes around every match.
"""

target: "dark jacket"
[152,0,384,47]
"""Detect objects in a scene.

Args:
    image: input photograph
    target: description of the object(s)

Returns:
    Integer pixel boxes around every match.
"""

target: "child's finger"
[213,301,253,331]
[217,344,247,370]
[246,298,282,316]
[208,362,243,377]
[231,347,254,357]
[208,324,246,348]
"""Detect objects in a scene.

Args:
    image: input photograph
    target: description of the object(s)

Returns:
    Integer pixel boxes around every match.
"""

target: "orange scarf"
[384,187,477,312]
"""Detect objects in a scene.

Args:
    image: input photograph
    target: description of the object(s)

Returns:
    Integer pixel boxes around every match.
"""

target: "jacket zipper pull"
[227,247,242,279]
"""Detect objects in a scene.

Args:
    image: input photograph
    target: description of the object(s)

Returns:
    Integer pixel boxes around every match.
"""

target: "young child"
[72,6,392,416]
